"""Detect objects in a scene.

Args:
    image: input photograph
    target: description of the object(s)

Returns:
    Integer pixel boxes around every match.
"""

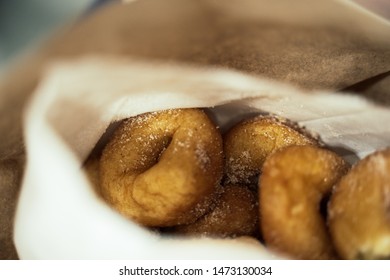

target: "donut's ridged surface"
[100,109,223,227]
[328,148,390,260]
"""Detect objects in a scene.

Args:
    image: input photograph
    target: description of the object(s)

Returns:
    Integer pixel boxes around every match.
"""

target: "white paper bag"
[14,56,390,259]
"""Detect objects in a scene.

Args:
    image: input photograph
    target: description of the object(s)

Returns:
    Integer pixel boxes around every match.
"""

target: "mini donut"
[224,115,318,185]
[99,108,224,227]
[173,184,259,238]
[259,145,349,259]
[328,148,390,259]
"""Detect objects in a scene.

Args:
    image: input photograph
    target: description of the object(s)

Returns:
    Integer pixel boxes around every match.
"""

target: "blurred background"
[0,0,97,70]
[0,0,389,71]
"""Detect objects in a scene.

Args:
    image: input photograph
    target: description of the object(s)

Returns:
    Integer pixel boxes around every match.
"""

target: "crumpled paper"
[13,56,390,259]
[1,0,390,259]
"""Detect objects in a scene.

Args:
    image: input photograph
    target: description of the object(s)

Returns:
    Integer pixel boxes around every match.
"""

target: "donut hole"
[156,137,173,162]
[135,134,173,172]
[319,192,331,220]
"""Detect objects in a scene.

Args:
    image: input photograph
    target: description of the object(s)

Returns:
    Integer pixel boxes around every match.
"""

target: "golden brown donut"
[259,145,349,259]
[99,108,223,227]
[224,115,318,185]
[328,148,390,259]
[173,184,258,238]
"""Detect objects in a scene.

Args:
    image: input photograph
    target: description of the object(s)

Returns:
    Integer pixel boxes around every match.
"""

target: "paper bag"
[13,56,390,259]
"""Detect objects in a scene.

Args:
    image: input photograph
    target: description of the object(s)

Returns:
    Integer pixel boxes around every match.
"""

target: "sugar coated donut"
[259,145,349,259]
[224,115,318,185]
[173,184,258,238]
[328,148,390,259]
[99,109,223,227]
